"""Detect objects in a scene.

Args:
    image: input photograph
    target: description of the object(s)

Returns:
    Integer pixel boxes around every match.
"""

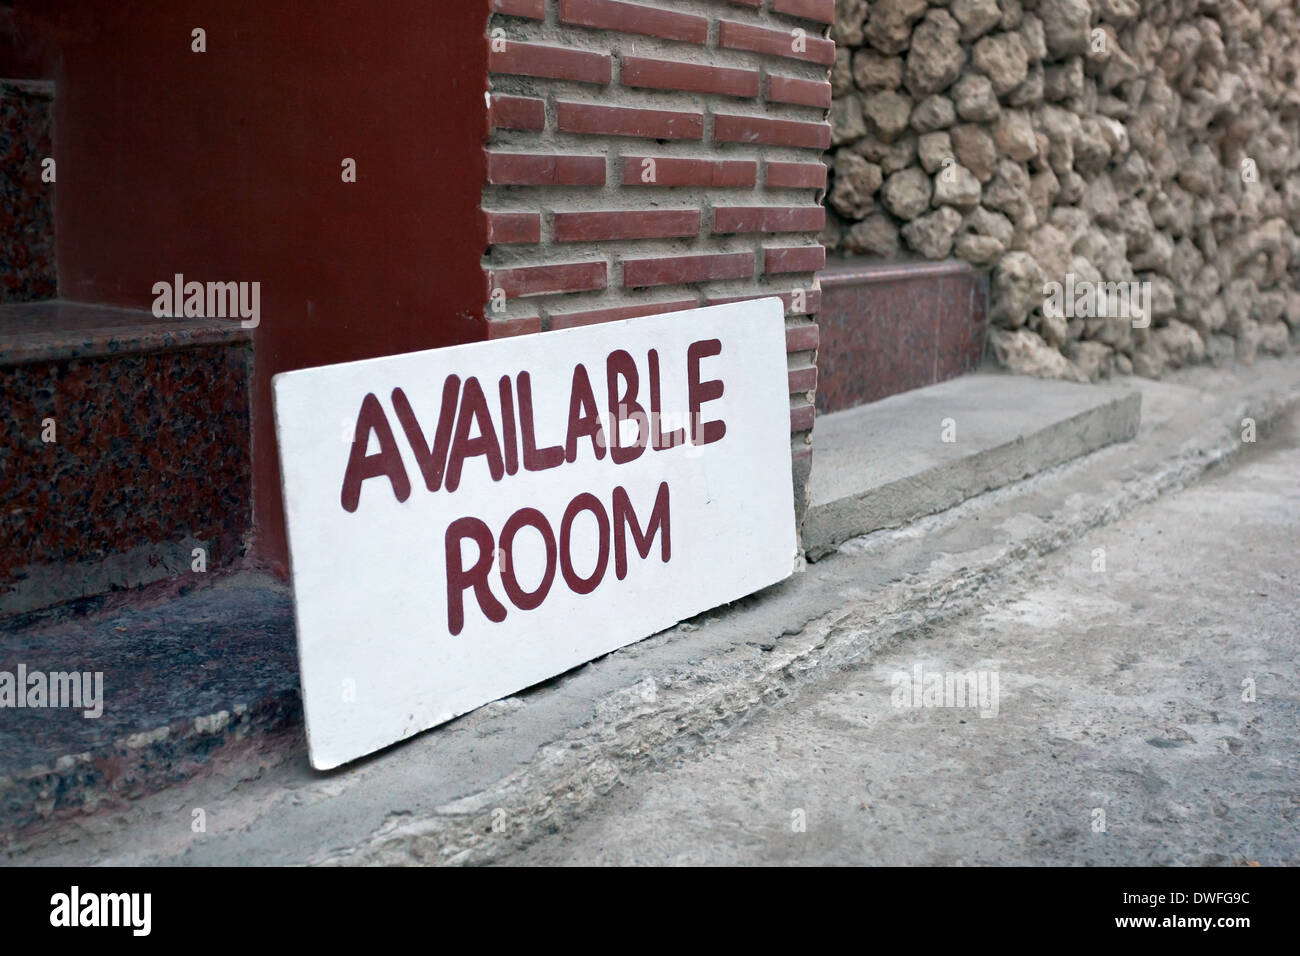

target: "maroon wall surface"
[6,0,489,574]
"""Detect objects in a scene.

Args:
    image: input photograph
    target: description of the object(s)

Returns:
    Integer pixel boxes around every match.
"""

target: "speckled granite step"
[0,301,253,616]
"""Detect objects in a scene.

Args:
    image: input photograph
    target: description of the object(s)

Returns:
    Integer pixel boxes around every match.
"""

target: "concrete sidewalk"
[514,415,1300,865]
[9,356,1300,865]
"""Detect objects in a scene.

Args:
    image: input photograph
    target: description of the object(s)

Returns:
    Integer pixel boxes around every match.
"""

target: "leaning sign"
[274,299,796,769]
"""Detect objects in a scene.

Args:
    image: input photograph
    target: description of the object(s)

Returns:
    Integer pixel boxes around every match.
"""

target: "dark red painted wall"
[10,0,488,574]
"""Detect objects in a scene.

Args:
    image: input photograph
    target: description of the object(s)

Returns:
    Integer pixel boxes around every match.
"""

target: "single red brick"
[772,0,835,25]
[785,322,820,352]
[713,205,825,234]
[623,252,754,288]
[767,160,827,189]
[714,113,831,150]
[485,314,543,338]
[790,404,816,433]
[622,57,759,98]
[486,151,606,186]
[622,156,757,187]
[489,41,612,84]
[554,209,701,242]
[764,245,826,274]
[717,19,836,66]
[492,0,546,19]
[489,94,545,131]
[559,0,708,43]
[558,102,703,140]
[788,365,818,393]
[490,261,608,298]
[484,210,543,244]
[768,74,832,109]
[549,298,698,329]
[706,290,823,315]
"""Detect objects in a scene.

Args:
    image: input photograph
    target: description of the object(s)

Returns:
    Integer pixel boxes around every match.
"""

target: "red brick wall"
[483,0,833,522]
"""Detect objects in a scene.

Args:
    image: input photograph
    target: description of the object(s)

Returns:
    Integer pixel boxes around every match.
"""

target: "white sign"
[273,299,797,769]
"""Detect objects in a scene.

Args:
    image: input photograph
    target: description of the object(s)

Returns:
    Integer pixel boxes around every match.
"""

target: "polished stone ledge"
[0,300,251,367]
[816,257,989,414]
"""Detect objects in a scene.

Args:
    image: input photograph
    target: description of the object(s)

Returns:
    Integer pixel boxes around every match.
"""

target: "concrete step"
[803,371,1142,559]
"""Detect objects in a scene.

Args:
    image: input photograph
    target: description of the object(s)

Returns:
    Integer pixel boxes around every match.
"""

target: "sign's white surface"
[273,299,796,768]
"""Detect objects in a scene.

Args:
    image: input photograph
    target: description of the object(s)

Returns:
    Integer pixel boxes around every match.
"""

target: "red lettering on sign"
[647,350,686,450]
[687,339,727,445]
[444,484,670,632]
[606,350,649,465]
[564,363,607,464]
[445,376,506,492]
[339,344,729,512]
[391,376,459,493]
[445,516,507,636]
[613,482,670,579]
[560,492,612,595]
[517,371,565,472]
[340,393,411,513]
[498,507,557,610]
[498,375,520,476]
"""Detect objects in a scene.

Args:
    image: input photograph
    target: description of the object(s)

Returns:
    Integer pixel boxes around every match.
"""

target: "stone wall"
[824,0,1300,379]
